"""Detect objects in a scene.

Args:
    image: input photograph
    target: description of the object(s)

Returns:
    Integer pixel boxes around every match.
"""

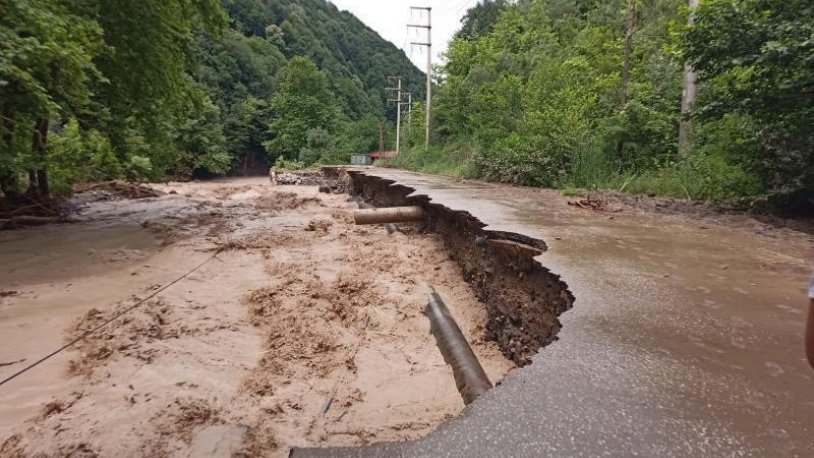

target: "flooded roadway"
[297,169,814,457]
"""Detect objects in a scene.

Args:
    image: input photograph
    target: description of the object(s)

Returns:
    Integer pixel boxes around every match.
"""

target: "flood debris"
[567,195,604,210]
[0,193,72,230]
[270,169,350,194]
[255,191,322,212]
[74,180,164,200]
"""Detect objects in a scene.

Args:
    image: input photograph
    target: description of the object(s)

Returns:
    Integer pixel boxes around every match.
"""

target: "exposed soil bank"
[0,179,512,457]
[349,171,574,366]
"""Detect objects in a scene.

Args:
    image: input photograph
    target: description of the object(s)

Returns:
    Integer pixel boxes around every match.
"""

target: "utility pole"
[408,6,432,151]
[386,76,403,155]
[679,0,699,156]
[404,92,413,134]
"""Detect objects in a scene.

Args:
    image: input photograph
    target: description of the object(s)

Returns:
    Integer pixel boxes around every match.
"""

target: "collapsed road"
[1,168,812,457]
[295,168,814,457]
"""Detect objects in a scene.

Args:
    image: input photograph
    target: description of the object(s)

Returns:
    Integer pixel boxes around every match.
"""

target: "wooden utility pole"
[409,6,432,151]
[386,76,403,155]
[679,0,700,156]
[404,92,413,134]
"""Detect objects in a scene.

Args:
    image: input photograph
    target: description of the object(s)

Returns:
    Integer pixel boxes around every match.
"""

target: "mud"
[0,178,513,457]
[349,172,574,366]
[567,188,814,236]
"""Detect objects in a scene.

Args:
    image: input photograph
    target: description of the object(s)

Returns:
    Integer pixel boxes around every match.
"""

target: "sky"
[327,0,478,70]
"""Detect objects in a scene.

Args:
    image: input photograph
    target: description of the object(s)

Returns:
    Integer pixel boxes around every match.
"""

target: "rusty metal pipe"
[425,292,492,405]
[353,206,425,225]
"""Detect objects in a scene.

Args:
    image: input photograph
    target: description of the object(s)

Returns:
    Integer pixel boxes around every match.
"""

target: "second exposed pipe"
[425,292,493,405]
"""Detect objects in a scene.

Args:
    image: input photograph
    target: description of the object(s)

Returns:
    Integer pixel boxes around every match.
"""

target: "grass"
[384,144,476,179]
[382,142,765,205]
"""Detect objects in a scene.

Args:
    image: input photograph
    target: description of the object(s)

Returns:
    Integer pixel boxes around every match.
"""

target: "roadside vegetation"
[394,0,812,214]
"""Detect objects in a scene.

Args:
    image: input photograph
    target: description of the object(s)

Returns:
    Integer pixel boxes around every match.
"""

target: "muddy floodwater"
[0,178,511,457]
[2,170,813,457]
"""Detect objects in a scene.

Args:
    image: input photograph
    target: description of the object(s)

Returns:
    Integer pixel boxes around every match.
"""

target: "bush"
[390,144,476,178]
[273,156,307,171]
[124,156,154,181]
[47,118,121,195]
[627,153,764,201]
[298,128,332,165]
[195,150,232,175]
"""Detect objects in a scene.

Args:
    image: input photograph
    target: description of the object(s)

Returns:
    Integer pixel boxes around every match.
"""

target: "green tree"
[92,0,227,160]
[175,95,231,175]
[299,127,333,165]
[684,0,814,209]
[0,0,104,195]
[265,56,338,159]
[456,0,508,40]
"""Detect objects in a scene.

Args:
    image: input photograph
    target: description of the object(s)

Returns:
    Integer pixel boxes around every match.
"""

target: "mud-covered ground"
[0,178,512,457]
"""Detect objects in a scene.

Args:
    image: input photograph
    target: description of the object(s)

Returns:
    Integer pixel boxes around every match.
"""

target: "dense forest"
[2,0,812,213]
[0,0,423,197]
[396,0,812,213]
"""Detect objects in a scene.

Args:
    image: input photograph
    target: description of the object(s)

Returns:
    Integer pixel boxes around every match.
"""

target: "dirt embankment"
[349,172,574,366]
[1,178,512,457]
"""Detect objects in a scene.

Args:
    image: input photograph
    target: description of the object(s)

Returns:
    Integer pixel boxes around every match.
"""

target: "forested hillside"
[396,0,812,213]
[0,0,423,197]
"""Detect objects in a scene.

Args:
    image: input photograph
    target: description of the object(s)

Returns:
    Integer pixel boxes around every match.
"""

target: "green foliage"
[47,118,120,194]
[0,0,104,116]
[270,0,424,118]
[418,0,808,209]
[626,153,764,201]
[2,0,419,196]
[298,127,333,165]
[683,0,813,208]
[389,144,476,178]
[0,0,105,194]
[331,115,380,163]
[273,156,306,171]
[174,95,231,175]
[265,56,338,159]
[433,0,669,187]
[456,0,508,40]
[125,156,154,181]
[8,0,806,212]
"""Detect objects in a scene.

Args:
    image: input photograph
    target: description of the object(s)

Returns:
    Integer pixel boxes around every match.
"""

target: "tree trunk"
[0,103,19,195]
[621,0,636,108]
[31,118,49,196]
[678,0,700,156]
[26,170,38,195]
[37,169,49,196]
